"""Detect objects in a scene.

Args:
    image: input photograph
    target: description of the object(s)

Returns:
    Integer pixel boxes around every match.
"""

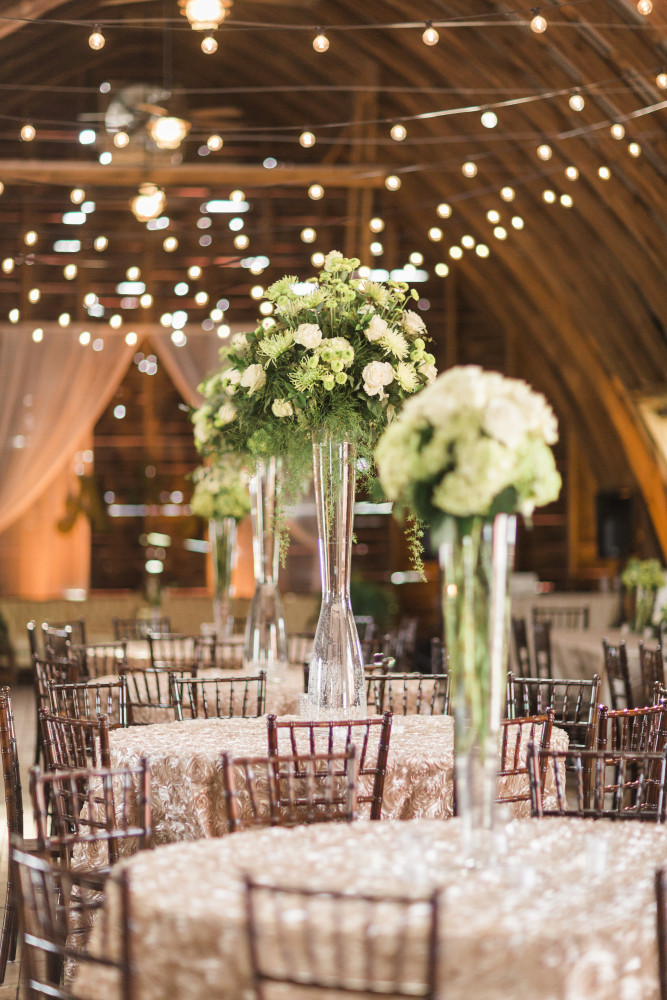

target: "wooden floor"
[0,681,38,999]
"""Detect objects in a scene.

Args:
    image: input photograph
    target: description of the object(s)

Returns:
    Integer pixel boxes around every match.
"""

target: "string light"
[461,235,475,249]
[437,203,452,218]
[369,218,384,232]
[385,175,401,191]
[28,288,40,303]
[127,266,141,280]
[201,35,217,54]
[428,227,443,241]
[493,226,508,239]
[542,189,557,203]
[1,259,14,274]
[500,187,515,202]
[435,263,449,276]
[313,29,329,53]
[530,8,547,33]
[163,236,178,251]
[480,110,498,129]
[207,134,223,151]
[125,332,138,345]
[88,26,105,50]
[657,70,667,90]
[637,0,652,13]
[79,331,91,345]
[449,246,463,259]
[610,123,625,140]
[462,161,478,177]
[486,209,500,223]
[565,165,579,181]
[8,309,19,323]
[422,21,439,46]
[64,264,77,279]
[390,123,407,141]
[299,131,316,148]
[20,124,36,142]
[598,166,611,180]
[511,216,525,229]
[410,252,423,265]
[58,313,70,327]
[32,328,43,342]
[537,144,552,161]
[187,265,201,279]
[370,242,383,256]
[628,142,641,157]
[234,234,249,249]
[140,293,153,307]
[70,188,85,204]
[195,291,209,305]
[560,194,573,207]
[24,231,37,246]
[301,227,316,243]
[131,184,166,222]
[476,245,490,258]
[308,184,324,200]
[147,116,190,150]
[94,236,108,251]
[569,91,585,112]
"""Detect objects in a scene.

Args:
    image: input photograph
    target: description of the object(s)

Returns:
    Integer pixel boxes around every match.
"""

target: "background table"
[74,817,664,1000]
[103,715,567,844]
[549,627,644,706]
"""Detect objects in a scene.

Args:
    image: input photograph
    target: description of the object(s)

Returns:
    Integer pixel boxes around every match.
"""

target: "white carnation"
[240,364,266,394]
[215,401,237,425]
[294,323,322,349]
[403,310,426,335]
[231,333,248,351]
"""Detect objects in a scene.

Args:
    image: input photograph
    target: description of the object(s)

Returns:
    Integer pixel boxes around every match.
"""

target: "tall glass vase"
[438,513,517,844]
[243,457,288,673]
[209,517,237,638]
[304,433,366,719]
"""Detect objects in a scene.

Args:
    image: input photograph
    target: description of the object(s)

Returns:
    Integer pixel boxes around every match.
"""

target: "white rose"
[418,362,438,383]
[240,364,266,394]
[231,333,248,351]
[215,402,237,425]
[483,396,526,450]
[403,310,426,335]
[362,361,394,399]
[365,315,389,342]
[271,398,294,417]
[294,323,322,349]
[226,368,241,384]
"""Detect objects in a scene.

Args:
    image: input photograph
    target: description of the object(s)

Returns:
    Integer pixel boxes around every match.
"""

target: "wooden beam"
[0,160,389,189]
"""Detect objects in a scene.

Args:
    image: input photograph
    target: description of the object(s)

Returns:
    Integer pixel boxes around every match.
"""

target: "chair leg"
[0,876,17,983]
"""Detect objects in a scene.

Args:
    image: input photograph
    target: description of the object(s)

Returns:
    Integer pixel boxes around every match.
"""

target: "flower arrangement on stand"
[621,558,666,633]
[191,250,436,715]
[190,460,250,638]
[375,365,561,842]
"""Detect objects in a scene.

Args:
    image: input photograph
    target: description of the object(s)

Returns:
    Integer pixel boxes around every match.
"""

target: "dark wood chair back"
[430,637,449,674]
[267,712,393,820]
[221,748,358,832]
[527,744,667,820]
[194,635,244,669]
[532,620,552,679]
[48,678,129,729]
[10,837,134,1000]
[368,673,450,716]
[39,709,112,770]
[147,632,198,669]
[244,876,440,999]
[112,615,170,641]
[596,703,667,754]
[640,641,665,707]
[531,605,590,629]
[68,640,129,679]
[171,673,266,720]
[506,672,600,752]
[511,617,532,676]
[497,709,554,806]
[120,665,197,723]
[30,760,152,869]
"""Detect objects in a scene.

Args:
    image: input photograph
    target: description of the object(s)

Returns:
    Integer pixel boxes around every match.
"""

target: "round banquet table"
[73,817,664,1000]
[103,714,567,845]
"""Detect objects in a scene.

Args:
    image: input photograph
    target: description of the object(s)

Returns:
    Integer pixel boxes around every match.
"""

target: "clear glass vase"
[633,585,657,634]
[209,517,237,639]
[438,513,517,846]
[243,457,288,673]
[304,433,366,719]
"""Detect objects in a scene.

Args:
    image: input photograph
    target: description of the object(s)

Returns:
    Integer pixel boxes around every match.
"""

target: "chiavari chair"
[497,709,554,807]
[171,673,266,720]
[602,637,634,712]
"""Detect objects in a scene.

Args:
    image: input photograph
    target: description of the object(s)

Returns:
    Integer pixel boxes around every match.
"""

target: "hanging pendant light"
[131,184,166,222]
[147,115,191,150]
[180,0,232,32]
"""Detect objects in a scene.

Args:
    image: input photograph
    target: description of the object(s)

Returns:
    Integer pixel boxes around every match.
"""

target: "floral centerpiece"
[190,460,250,637]
[192,250,437,479]
[193,250,436,715]
[621,558,666,633]
[375,365,561,837]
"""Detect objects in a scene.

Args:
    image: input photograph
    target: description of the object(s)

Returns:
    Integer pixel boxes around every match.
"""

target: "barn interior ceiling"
[0,0,665,546]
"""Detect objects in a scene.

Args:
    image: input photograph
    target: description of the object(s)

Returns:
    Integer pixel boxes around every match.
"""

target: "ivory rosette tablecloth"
[74,817,663,1000]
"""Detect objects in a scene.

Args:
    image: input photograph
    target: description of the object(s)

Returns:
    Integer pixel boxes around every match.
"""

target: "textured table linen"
[74,817,664,1000]
[101,714,568,847]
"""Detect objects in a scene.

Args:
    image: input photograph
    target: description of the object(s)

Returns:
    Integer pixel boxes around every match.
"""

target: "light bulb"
[385,175,401,191]
[131,184,166,222]
[88,27,105,50]
[64,264,77,279]
[299,131,316,148]
[79,331,91,345]
[301,227,316,244]
[370,242,383,256]
[140,293,152,307]
[28,288,40,303]
[500,186,515,201]
[437,203,452,218]
[183,0,229,31]
[542,189,556,203]
[390,123,407,141]
[486,209,500,223]
[70,188,85,204]
[428,227,443,241]
[435,263,449,276]
[422,22,439,46]
[32,328,43,342]
[410,252,423,265]
[610,123,625,140]
[163,237,178,251]
[313,30,329,53]
[187,265,201,279]
[369,217,385,232]
[147,116,190,151]
[560,194,573,208]
[657,71,667,90]
[493,226,508,240]
[229,189,244,202]
[598,166,611,180]
[637,0,652,13]
[233,234,249,249]
[628,142,641,157]
[201,34,218,54]
[565,165,579,180]
[207,134,223,151]
[481,110,498,129]
[94,236,108,251]
[127,266,140,279]
[569,93,585,112]
[530,11,547,33]
[24,231,37,246]
[308,184,324,200]
[195,291,208,305]
[537,144,552,161]
[449,246,463,259]
[462,161,478,177]
[461,235,475,249]
[476,245,490,258]
[511,216,524,229]
[2,258,15,274]
[21,124,36,142]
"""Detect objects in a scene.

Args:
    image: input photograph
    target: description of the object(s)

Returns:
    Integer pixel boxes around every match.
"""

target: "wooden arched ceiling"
[0,0,665,548]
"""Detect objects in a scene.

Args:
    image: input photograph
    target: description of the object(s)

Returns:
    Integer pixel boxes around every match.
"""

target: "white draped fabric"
[0,324,231,597]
